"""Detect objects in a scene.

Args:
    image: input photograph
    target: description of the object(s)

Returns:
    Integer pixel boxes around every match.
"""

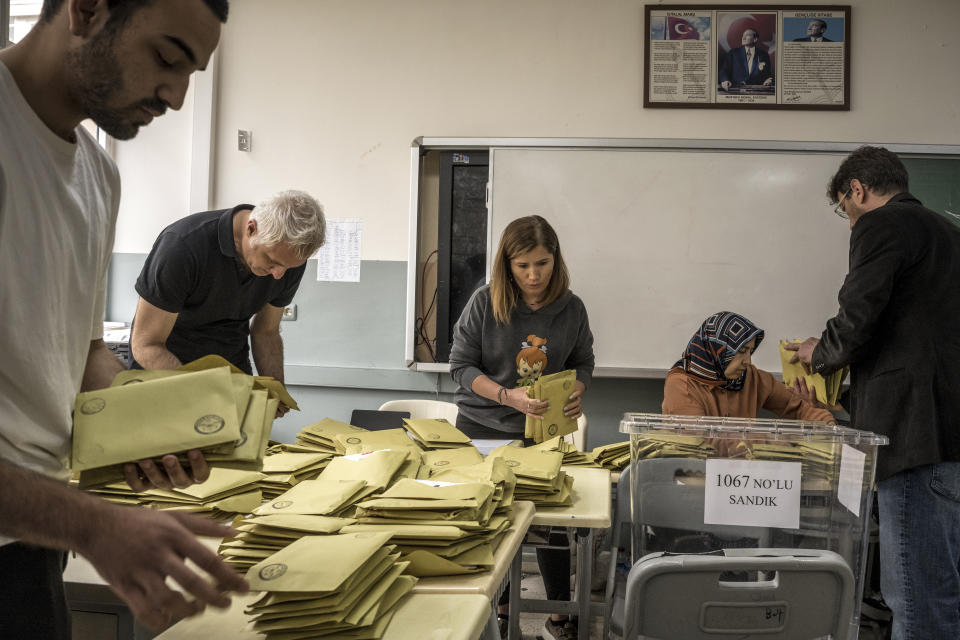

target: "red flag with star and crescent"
[667,17,700,40]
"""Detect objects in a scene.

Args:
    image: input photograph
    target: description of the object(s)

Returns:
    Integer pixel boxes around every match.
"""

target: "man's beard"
[64,27,165,140]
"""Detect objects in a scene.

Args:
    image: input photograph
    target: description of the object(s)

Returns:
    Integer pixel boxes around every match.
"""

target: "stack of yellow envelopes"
[74,367,242,488]
[350,474,509,576]
[219,514,356,571]
[591,441,631,469]
[295,418,369,454]
[86,467,265,520]
[402,418,472,449]
[779,340,849,407]
[75,356,296,489]
[259,451,334,499]
[524,369,579,443]
[332,428,423,455]
[138,467,264,518]
[532,437,598,467]
[256,450,410,518]
[420,446,483,477]
[488,445,573,507]
[245,533,417,639]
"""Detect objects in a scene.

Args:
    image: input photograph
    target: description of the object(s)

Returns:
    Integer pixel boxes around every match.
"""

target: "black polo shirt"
[133,204,306,373]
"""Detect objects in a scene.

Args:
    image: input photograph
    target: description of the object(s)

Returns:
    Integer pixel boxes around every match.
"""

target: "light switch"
[238,129,252,152]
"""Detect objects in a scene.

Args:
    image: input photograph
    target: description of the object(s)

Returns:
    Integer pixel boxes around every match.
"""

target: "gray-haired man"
[131,190,325,403]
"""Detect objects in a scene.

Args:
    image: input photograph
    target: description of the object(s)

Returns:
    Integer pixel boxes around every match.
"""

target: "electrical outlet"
[238,129,252,152]
[281,304,297,321]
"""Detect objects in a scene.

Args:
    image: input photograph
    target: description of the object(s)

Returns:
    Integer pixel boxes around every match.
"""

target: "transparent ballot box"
[620,413,888,638]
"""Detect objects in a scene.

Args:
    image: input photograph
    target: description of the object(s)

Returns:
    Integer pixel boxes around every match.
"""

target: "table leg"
[575,528,593,640]
[508,548,521,640]
[485,604,500,640]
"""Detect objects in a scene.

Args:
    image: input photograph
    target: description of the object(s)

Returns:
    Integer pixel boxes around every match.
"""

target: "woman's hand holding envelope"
[78,503,249,632]
[502,386,548,419]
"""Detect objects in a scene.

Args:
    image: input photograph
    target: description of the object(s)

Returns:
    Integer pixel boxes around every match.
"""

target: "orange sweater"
[662,365,835,423]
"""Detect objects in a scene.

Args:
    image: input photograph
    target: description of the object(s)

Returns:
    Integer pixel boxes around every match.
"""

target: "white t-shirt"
[0,61,120,487]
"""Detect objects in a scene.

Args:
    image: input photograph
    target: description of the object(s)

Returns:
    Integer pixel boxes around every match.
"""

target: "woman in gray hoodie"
[449,214,594,640]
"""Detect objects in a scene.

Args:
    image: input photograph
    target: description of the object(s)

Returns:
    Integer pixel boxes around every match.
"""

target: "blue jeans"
[878,463,960,640]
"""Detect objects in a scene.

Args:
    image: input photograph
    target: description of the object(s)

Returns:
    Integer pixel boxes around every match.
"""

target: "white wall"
[113,0,960,256]
[112,84,195,252]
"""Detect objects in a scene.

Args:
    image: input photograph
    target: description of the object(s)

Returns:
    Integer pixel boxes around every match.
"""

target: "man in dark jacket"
[788,146,960,640]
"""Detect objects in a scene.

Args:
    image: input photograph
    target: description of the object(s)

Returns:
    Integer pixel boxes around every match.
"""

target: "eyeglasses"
[833,189,852,219]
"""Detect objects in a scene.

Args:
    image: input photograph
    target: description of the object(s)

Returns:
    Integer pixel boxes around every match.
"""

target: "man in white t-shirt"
[0,1,248,636]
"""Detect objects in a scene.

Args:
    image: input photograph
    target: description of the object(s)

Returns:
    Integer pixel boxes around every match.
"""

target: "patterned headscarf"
[674,311,765,391]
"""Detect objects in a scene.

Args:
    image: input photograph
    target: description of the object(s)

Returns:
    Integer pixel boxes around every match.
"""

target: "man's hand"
[563,381,586,419]
[783,337,819,374]
[275,402,290,418]
[763,77,773,86]
[503,387,548,419]
[123,449,210,492]
[721,80,732,90]
[78,505,249,632]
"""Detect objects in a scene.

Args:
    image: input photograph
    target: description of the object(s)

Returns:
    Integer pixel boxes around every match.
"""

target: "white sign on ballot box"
[704,459,802,529]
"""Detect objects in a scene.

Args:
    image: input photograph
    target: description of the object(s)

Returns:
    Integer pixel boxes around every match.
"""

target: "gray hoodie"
[449,285,594,434]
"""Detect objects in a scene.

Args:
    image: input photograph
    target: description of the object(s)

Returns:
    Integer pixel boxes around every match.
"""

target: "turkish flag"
[668,17,700,40]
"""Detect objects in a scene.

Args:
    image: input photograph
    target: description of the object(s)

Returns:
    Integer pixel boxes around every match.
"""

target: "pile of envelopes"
[591,441,632,470]
[531,436,596,467]
[420,445,484,476]
[779,340,849,407]
[346,457,517,576]
[85,467,265,519]
[259,450,334,499]
[255,449,410,518]
[402,418,472,449]
[632,433,718,460]
[220,514,356,571]
[295,418,370,454]
[73,355,296,489]
[245,532,417,639]
[488,445,573,507]
[524,369,579,443]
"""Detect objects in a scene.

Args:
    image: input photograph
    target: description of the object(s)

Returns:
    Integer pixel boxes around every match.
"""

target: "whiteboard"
[488,147,852,374]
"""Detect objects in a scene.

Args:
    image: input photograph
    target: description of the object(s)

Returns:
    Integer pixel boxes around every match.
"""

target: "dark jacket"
[812,193,960,480]
[719,46,773,86]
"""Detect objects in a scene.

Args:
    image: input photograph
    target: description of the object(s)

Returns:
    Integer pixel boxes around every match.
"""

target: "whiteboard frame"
[406,137,960,377]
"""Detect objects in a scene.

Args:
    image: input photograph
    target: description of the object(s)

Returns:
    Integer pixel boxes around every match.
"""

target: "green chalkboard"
[903,157,960,228]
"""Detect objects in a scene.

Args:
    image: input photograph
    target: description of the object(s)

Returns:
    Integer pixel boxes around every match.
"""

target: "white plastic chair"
[378,399,459,424]
[563,413,588,451]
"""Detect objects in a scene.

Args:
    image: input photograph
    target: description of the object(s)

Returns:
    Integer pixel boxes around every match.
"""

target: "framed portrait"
[644,5,851,110]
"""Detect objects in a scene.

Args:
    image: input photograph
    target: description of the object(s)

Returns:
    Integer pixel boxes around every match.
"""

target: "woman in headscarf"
[662,311,834,423]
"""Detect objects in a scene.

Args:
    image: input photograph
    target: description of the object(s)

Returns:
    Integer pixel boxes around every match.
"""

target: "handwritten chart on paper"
[316,219,362,282]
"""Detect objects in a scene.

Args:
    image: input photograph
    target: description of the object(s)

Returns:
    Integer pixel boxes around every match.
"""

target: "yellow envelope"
[779,339,849,406]
[238,514,356,535]
[71,367,241,471]
[524,369,578,443]
[255,476,367,516]
[402,418,471,446]
[333,428,422,456]
[245,532,393,592]
[487,445,563,481]
[110,369,182,386]
[320,449,409,491]
[421,446,483,474]
[254,376,300,411]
